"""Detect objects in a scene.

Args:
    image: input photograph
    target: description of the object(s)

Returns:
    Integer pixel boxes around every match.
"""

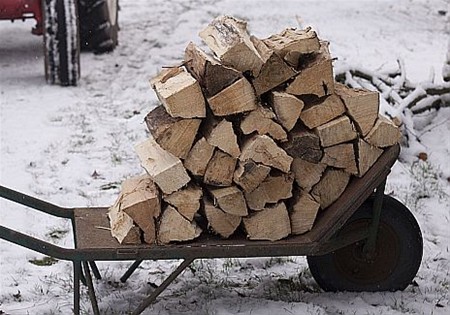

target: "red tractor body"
[0,0,43,34]
[0,0,119,86]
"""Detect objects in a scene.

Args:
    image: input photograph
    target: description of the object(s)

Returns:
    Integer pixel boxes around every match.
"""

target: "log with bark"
[108,174,160,244]
[285,41,334,97]
[243,202,291,241]
[157,205,202,244]
[240,135,293,173]
[150,67,206,118]
[290,190,320,235]
[250,36,296,95]
[299,94,346,129]
[145,105,201,159]
[183,137,215,176]
[244,172,294,210]
[184,42,242,97]
[206,77,258,116]
[233,160,271,193]
[199,15,265,76]
[204,150,237,186]
[240,105,288,142]
[203,198,242,238]
[268,91,304,131]
[264,27,320,68]
[135,137,190,194]
[163,184,203,221]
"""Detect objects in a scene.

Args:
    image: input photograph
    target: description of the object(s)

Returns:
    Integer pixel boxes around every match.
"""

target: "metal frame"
[0,145,399,315]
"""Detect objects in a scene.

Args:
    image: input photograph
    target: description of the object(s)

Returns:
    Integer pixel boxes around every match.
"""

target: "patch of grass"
[46,228,69,240]
[264,257,295,269]
[29,256,58,266]
[222,258,241,273]
[100,182,120,190]
[111,153,123,165]
[408,160,447,200]
[394,160,448,213]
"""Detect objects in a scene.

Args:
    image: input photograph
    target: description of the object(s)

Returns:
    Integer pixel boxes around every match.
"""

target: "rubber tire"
[43,0,80,86]
[77,0,119,53]
[307,195,423,292]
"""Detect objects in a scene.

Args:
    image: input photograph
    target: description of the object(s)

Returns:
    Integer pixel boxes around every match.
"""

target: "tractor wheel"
[42,0,80,86]
[77,0,119,53]
[307,195,423,292]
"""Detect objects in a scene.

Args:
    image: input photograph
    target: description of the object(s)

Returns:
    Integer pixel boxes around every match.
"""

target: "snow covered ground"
[0,0,449,314]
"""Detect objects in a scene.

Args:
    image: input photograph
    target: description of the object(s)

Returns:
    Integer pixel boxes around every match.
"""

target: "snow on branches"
[335,59,450,150]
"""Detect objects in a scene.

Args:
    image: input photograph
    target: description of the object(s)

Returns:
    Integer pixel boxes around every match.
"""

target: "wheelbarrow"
[0,144,423,315]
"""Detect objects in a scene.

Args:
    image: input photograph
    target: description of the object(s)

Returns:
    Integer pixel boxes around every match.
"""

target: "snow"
[1,0,449,314]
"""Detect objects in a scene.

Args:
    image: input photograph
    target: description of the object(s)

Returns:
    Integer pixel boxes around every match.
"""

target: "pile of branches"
[335,59,450,146]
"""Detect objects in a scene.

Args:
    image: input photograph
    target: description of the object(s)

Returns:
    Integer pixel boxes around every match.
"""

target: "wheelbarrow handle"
[0,185,74,219]
[0,224,77,260]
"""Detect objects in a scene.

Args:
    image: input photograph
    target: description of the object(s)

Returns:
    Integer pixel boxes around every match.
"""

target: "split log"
[290,191,320,235]
[119,175,161,244]
[145,105,201,159]
[204,150,237,186]
[264,27,320,68]
[281,127,322,163]
[150,67,206,118]
[209,186,248,216]
[285,41,334,97]
[204,118,240,158]
[335,83,379,136]
[184,42,242,97]
[311,168,350,209]
[291,158,326,192]
[184,137,215,176]
[315,115,357,147]
[245,172,294,210]
[356,139,383,177]
[199,15,264,76]
[250,37,296,95]
[157,205,202,244]
[299,94,346,129]
[243,202,291,241]
[240,135,293,173]
[268,91,304,131]
[240,105,288,142]
[207,77,257,116]
[163,184,203,221]
[203,198,241,238]
[233,160,271,192]
[135,137,190,194]
[365,115,402,148]
[322,143,358,175]
[108,203,141,245]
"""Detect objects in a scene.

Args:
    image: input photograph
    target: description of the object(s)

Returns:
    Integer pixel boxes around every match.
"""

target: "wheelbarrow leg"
[89,261,102,280]
[131,258,194,315]
[363,179,386,256]
[73,261,81,315]
[76,260,87,286]
[82,261,101,315]
[121,259,144,283]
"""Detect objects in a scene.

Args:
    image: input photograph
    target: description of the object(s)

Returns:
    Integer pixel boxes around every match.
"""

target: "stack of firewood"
[108,16,401,245]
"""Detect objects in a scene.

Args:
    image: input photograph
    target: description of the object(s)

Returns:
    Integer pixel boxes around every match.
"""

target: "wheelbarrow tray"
[0,144,400,315]
[73,144,399,260]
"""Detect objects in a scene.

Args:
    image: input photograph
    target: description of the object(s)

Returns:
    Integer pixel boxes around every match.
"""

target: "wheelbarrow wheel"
[77,0,119,53]
[307,195,422,292]
[43,0,80,86]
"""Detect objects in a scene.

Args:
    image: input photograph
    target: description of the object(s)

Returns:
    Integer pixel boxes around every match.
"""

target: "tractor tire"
[77,0,119,53]
[43,0,80,86]
[307,195,423,292]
